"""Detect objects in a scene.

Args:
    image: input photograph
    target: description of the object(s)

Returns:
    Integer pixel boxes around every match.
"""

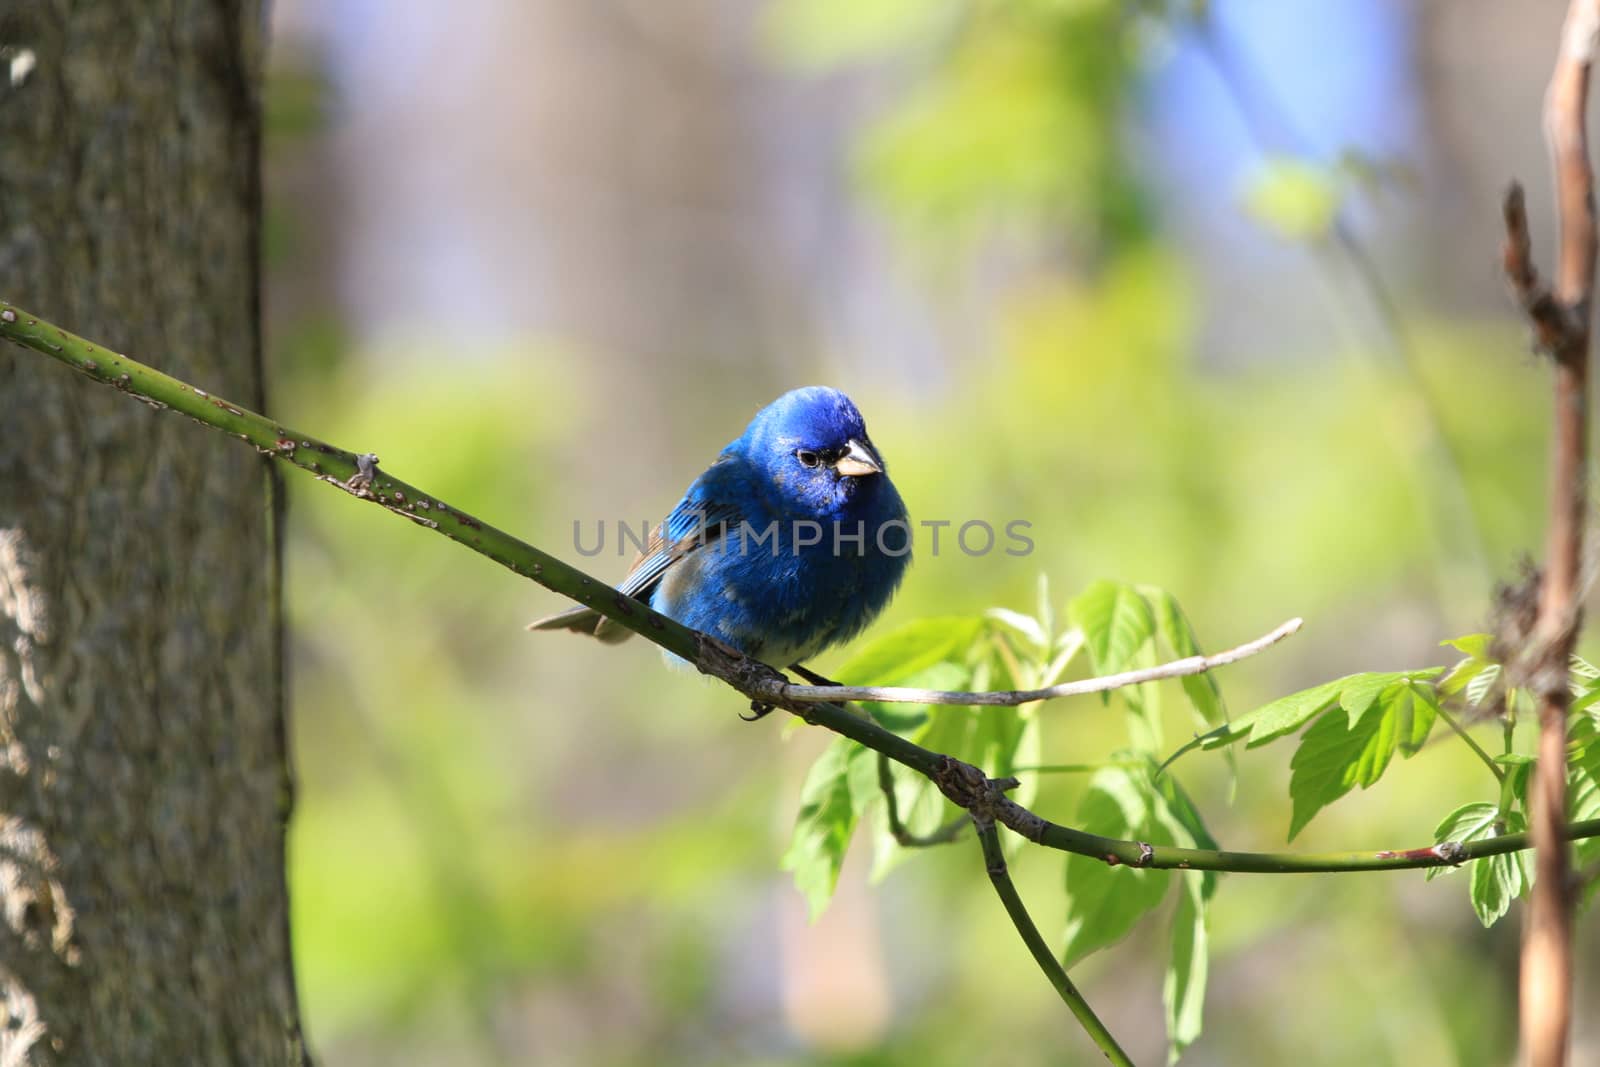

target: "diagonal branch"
[11,301,1600,1054]
[7,301,1600,883]
[975,819,1135,1066]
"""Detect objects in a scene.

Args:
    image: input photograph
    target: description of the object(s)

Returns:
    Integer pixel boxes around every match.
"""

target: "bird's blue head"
[734,386,893,517]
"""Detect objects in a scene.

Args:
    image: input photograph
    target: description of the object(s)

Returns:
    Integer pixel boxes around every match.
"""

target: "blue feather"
[530,386,911,668]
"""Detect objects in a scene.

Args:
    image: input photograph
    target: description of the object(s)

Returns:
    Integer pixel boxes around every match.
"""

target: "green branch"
[11,301,1600,1055]
[1437,702,1506,783]
[0,302,704,662]
[6,299,1600,883]
[976,820,1135,1066]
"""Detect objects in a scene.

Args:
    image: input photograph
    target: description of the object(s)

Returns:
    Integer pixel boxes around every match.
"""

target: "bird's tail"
[525,604,634,643]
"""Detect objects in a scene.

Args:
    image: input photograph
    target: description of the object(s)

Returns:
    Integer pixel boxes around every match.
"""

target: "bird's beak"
[833,438,883,477]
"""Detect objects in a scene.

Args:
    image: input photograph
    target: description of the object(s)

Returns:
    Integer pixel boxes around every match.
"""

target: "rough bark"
[0,2,305,1064]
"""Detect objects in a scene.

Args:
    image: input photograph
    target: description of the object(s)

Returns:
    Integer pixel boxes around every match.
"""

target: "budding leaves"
[1060,759,1218,1065]
[1069,580,1156,680]
[1160,669,1443,840]
[783,582,1234,1062]
[1068,580,1232,748]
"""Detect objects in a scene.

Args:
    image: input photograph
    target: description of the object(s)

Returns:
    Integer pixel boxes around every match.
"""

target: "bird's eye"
[796,449,821,468]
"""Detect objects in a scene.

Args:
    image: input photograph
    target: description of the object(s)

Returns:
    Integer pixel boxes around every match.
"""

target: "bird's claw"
[742,700,775,722]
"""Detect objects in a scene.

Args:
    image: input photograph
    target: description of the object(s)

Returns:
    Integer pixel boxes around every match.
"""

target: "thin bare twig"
[1507,3,1600,1064]
[762,617,1302,707]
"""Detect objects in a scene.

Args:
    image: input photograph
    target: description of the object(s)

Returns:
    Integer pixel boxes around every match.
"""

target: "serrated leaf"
[1068,580,1157,679]
[1469,812,1530,927]
[782,738,871,918]
[858,658,971,734]
[1440,656,1490,697]
[1572,684,1600,715]
[1353,694,1400,786]
[1144,586,1226,726]
[833,616,984,688]
[1398,681,1438,756]
[1427,801,1500,880]
[1428,803,1532,921]
[1287,708,1386,840]
[1441,633,1493,659]
[1339,672,1412,725]
[1061,765,1172,966]
[1164,873,1208,1065]
[1151,770,1221,900]
[1570,729,1600,870]
[1465,663,1502,708]
[1220,678,1345,749]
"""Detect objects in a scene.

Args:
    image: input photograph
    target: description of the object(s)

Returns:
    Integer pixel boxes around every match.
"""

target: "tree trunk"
[0,2,306,1064]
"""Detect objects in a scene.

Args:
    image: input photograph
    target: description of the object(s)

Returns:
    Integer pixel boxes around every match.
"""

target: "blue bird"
[529,387,910,674]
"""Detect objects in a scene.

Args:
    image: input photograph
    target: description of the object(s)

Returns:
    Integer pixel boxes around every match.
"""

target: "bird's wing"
[527,454,746,640]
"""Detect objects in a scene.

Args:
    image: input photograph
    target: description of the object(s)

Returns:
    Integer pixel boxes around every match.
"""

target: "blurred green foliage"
[266,2,1596,1065]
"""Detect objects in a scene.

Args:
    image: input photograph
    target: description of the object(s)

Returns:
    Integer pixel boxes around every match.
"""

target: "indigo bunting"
[530,386,910,670]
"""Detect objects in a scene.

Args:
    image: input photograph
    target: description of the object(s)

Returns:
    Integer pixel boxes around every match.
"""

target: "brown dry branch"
[1502,2,1600,1064]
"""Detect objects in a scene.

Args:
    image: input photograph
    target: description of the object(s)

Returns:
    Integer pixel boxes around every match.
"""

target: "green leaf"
[1287,707,1388,840]
[1068,580,1156,680]
[1397,680,1439,756]
[1151,770,1221,900]
[1060,765,1172,966]
[986,606,1047,654]
[1061,759,1216,971]
[1163,872,1208,1065]
[1226,669,1443,751]
[1570,725,1600,872]
[1428,802,1532,923]
[1035,573,1056,650]
[1241,157,1343,241]
[1144,586,1226,725]
[833,616,983,688]
[1571,682,1600,715]
[1427,801,1500,880]
[1503,755,1535,814]
[1465,663,1502,708]
[1338,671,1414,725]
[1469,812,1530,927]
[1439,656,1490,697]
[1215,678,1344,749]
[781,738,872,918]
[1441,633,1493,659]
[870,649,1040,882]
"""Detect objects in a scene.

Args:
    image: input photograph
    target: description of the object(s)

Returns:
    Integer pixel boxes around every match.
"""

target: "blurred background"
[261,1,1596,1063]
